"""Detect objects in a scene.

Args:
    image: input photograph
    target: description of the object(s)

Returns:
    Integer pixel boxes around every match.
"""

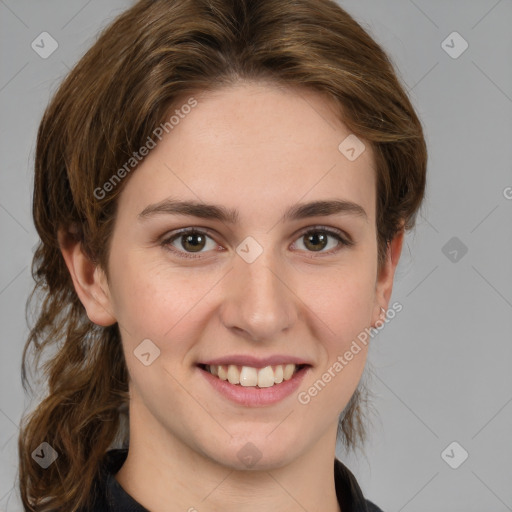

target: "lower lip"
[197,365,310,407]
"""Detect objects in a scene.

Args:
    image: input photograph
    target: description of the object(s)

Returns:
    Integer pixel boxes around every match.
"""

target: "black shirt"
[84,449,384,512]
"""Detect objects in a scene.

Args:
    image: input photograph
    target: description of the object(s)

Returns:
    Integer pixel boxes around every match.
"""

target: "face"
[92,81,398,470]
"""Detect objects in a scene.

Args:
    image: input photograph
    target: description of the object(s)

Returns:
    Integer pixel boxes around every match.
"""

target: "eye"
[161,228,219,259]
[160,225,353,260]
[291,226,353,256]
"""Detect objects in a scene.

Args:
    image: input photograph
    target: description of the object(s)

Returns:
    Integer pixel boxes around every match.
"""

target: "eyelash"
[160,226,354,260]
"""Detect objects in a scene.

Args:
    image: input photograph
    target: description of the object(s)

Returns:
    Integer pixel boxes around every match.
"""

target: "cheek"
[296,277,372,416]
[297,260,375,390]
[300,259,377,339]
[107,249,208,343]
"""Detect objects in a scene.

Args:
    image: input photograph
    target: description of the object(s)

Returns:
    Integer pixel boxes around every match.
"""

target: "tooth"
[274,365,284,384]
[257,366,275,388]
[283,364,295,380]
[227,364,240,385]
[240,366,258,386]
[218,365,228,380]
[211,363,299,386]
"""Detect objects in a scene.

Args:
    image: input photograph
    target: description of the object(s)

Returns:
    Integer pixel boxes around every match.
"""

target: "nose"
[219,246,298,342]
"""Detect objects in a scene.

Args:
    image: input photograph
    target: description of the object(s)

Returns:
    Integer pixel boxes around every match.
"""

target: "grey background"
[0,1,511,511]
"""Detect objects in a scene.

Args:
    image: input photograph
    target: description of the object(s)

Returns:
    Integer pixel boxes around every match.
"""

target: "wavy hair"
[18,0,427,510]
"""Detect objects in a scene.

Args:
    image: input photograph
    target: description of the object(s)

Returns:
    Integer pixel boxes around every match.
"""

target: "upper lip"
[199,355,312,368]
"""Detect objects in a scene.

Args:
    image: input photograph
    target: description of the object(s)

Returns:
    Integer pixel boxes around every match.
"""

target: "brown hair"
[18,0,427,510]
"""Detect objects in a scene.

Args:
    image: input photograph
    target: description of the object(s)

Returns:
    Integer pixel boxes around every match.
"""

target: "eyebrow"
[138,198,368,223]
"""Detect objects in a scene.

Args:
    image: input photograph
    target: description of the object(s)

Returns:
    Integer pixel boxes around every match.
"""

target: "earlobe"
[57,229,117,327]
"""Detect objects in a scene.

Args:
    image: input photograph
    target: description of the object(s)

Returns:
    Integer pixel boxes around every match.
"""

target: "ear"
[57,228,117,326]
[372,227,405,326]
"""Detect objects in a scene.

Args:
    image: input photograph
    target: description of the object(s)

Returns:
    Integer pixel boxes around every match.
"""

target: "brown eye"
[293,227,353,255]
[161,229,218,258]
[180,232,207,252]
[303,231,329,252]
[161,226,352,260]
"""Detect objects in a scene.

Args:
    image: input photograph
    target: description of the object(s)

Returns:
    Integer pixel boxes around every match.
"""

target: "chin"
[206,434,300,471]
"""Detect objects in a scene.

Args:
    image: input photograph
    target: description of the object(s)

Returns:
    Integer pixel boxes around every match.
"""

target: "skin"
[59,81,403,512]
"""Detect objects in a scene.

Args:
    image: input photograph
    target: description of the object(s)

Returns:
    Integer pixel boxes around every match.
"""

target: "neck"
[114,399,342,512]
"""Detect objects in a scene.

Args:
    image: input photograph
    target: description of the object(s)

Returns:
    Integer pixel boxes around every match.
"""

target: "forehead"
[115,81,376,225]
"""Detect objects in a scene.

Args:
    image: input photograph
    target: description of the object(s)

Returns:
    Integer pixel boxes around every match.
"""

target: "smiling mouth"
[198,363,308,388]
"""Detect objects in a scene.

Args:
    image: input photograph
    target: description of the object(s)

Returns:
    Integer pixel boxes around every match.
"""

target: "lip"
[197,364,311,407]
[200,354,312,368]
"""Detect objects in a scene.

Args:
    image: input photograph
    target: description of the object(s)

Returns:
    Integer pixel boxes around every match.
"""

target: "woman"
[18,0,427,510]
